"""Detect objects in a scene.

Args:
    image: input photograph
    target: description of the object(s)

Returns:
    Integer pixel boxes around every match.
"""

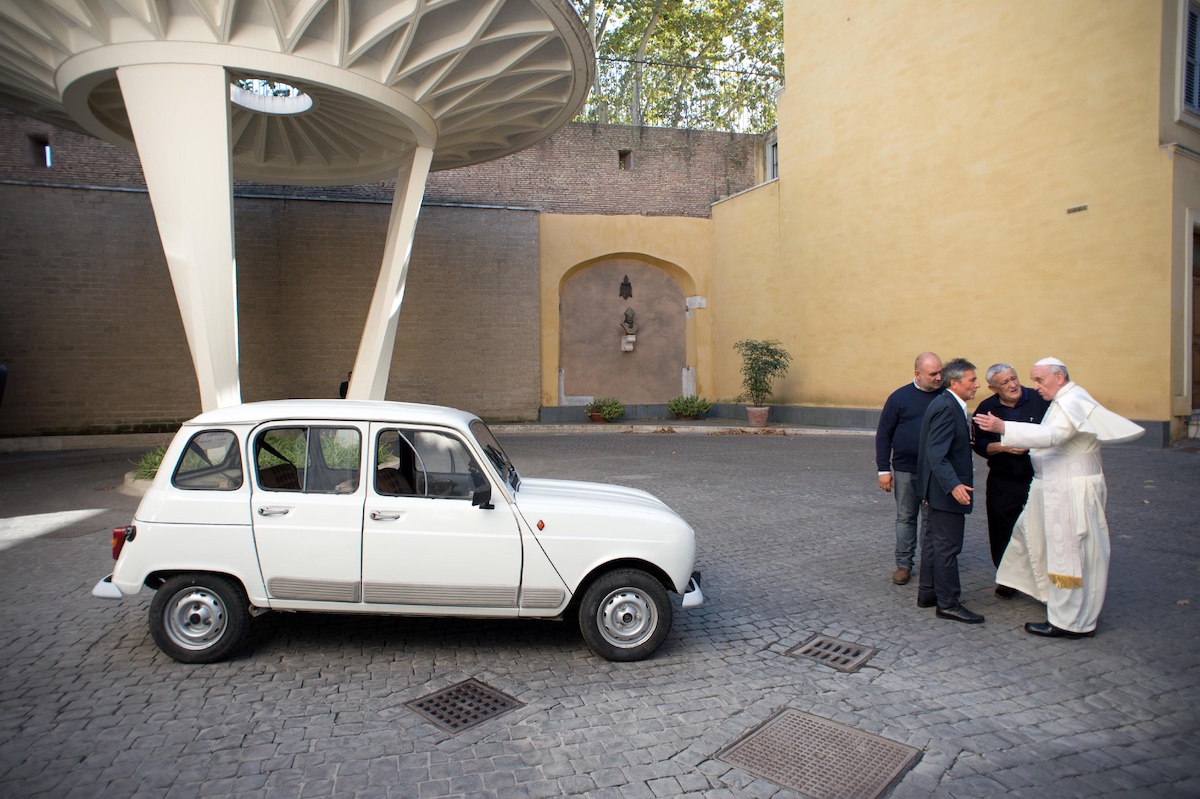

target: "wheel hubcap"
[163,587,227,651]
[597,587,658,648]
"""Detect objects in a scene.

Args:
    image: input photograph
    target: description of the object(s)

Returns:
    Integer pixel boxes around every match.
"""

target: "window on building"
[761,129,779,182]
[27,134,51,167]
[1186,2,1200,115]
[618,149,633,170]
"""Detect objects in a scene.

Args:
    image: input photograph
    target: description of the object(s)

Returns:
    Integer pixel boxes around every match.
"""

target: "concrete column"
[347,147,434,400]
[117,63,240,410]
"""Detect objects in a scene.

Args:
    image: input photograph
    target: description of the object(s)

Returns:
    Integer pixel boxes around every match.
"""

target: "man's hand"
[985,442,1028,456]
[974,412,1004,434]
[878,473,893,492]
[952,484,974,505]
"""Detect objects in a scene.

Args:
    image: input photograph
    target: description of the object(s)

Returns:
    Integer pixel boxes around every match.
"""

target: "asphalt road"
[0,432,1197,798]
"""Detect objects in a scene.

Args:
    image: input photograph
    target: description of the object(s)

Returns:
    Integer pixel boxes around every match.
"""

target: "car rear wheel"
[578,568,672,661]
[149,574,250,663]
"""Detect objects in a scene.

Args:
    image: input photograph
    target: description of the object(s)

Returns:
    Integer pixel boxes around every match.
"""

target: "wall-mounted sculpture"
[620,308,638,352]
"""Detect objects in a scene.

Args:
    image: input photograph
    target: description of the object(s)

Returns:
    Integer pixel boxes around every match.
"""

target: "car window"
[374,428,486,500]
[255,426,361,493]
[375,429,420,496]
[471,419,519,491]
[172,430,243,491]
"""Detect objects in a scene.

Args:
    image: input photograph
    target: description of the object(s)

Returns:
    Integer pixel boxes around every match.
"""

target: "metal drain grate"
[716,708,921,799]
[405,678,523,734]
[786,634,876,673]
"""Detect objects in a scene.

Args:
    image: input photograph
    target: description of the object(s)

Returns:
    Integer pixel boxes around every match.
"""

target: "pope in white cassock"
[974,358,1143,638]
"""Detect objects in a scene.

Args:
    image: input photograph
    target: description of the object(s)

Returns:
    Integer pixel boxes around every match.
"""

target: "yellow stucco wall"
[740,0,1178,419]
[1163,2,1200,436]
[539,215,715,406]
[710,180,783,402]
[540,2,1198,431]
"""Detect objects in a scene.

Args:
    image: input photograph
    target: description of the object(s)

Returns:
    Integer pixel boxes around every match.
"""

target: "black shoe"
[995,585,1016,599]
[936,603,984,624]
[916,596,937,609]
[1024,622,1094,639]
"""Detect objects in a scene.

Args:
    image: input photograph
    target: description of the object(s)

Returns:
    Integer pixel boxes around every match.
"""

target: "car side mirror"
[472,482,494,509]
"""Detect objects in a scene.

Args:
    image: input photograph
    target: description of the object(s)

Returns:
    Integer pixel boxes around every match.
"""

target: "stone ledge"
[0,432,173,453]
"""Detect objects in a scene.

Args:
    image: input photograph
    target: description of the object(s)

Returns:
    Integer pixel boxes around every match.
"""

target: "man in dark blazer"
[916,358,984,624]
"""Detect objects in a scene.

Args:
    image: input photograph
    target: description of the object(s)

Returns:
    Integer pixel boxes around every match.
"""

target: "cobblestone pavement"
[0,434,1197,799]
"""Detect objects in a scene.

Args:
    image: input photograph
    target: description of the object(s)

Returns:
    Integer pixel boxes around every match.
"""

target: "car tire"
[578,568,673,661]
[149,574,250,663]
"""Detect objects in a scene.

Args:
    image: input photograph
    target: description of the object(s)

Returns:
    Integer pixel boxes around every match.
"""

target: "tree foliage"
[572,0,783,133]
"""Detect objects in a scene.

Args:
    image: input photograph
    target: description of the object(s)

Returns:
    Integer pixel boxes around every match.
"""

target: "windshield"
[470,419,520,491]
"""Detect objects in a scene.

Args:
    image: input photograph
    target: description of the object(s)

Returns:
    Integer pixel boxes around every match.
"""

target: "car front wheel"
[149,574,250,663]
[578,568,673,661]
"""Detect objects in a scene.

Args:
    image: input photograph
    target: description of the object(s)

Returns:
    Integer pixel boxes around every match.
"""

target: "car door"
[361,424,522,612]
[250,422,367,604]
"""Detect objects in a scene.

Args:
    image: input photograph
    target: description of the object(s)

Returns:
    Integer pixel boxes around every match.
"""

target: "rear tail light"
[111,525,135,560]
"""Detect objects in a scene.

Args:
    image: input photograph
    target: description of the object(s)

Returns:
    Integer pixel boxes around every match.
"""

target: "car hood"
[509,476,696,595]
[514,477,675,516]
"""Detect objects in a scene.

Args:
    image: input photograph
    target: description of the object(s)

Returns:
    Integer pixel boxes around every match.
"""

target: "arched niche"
[559,256,690,404]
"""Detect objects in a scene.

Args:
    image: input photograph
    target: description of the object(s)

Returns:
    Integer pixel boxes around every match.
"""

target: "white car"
[94,400,703,663]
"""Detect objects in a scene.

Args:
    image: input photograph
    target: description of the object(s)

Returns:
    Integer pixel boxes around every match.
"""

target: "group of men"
[875,353,1143,638]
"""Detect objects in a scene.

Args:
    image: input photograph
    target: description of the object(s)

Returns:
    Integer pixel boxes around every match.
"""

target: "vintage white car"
[94,400,703,663]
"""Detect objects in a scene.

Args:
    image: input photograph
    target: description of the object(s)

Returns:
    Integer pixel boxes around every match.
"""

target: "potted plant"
[586,396,625,422]
[667,394,713,420]
[733,339,792,427]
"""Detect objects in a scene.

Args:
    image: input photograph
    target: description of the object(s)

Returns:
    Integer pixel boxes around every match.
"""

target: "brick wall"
[0,186,540,435]
[1,110,762,217]
[423,123,761,217]
[0,108,756,435]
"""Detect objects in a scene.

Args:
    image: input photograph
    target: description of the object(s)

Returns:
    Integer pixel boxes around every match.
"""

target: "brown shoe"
[892,568,911,585]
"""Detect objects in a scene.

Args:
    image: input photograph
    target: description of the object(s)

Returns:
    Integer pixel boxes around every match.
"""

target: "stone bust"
[620,307,638,335]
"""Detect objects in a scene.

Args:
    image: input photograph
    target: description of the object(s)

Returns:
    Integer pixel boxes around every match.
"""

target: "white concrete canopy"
[0,0,592,407]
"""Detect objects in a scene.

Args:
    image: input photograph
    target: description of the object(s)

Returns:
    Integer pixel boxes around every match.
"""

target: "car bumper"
[92,574,123,599]
[681,571,704,609]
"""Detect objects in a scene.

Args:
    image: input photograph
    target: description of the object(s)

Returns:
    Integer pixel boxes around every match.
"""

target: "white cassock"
[995,382,1143,633]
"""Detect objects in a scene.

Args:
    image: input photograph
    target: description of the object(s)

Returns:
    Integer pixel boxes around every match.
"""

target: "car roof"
[183,399,480,429]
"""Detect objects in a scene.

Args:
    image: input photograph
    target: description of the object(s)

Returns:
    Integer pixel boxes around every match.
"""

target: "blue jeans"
[892,471,927,570]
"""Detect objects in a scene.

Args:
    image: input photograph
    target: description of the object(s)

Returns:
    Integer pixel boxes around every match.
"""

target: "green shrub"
[586,396,626,421]
[131,445,167,480]
[667,395,713,418]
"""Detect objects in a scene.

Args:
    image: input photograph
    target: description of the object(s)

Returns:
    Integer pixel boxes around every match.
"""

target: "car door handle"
[370,511,403,521]
[257,507,291,516]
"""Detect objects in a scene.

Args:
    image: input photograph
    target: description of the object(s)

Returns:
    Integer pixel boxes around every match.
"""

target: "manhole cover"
[405,678,523,734]
[716,708,921,799]
[786,634,876,673]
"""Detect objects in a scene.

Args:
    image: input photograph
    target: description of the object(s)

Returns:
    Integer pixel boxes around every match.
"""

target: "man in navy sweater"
[875,352,944,585]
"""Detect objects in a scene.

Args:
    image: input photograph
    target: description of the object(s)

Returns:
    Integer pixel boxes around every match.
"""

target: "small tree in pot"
[733,339,792,427]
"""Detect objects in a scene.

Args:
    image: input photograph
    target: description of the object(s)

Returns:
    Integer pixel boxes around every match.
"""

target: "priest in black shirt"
[971,363,1050,596]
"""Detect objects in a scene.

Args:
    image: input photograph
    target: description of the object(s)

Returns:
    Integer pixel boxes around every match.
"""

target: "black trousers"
[918,506,966,609]
[985,472,1034,567]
